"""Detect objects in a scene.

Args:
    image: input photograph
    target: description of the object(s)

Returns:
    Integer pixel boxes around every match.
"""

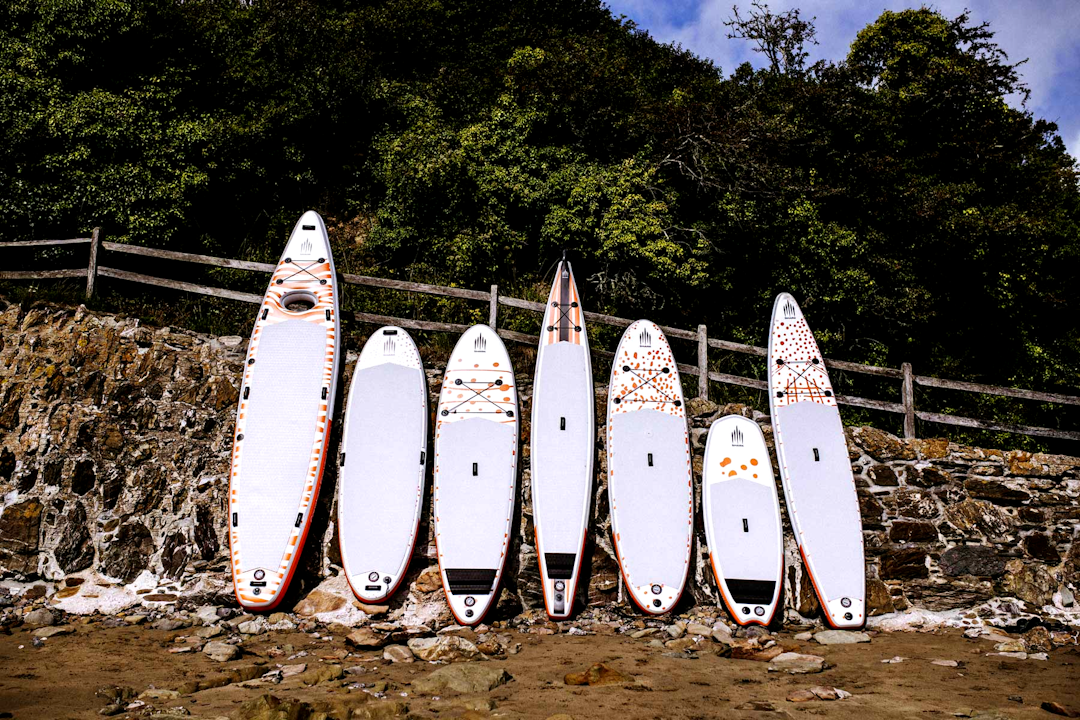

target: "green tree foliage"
[1,1,1078,421]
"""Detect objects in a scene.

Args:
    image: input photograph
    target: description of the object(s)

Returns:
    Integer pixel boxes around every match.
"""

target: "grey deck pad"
[608,408,693,590]
[532,341,593,553]
[775,401,864,604]
[435,418,517,574]
[340,362,427,583]
[234,319,326,573]
[709,478,781,582]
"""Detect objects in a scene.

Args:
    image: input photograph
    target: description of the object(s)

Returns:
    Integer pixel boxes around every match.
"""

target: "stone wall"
[0,299,1077,627]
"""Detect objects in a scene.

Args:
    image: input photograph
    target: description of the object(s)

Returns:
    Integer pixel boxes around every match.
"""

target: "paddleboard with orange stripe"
[703,415,783,626]
[337,326,428,603]
[228,210,340,611]
[530,256,593,618]
[433,324,518,625]
[606,320,693,615]
[768,292,865,628]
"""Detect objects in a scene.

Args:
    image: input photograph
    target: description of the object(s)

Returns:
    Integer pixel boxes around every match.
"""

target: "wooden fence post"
[488,284,498,329]
[85,227,101,300]
[697,324,709,401]
[901,362,915,439]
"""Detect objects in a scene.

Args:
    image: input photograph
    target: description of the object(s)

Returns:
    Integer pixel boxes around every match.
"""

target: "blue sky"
[604,0,1080,161]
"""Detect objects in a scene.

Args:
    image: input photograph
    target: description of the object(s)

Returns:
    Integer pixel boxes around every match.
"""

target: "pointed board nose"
[282,210,331,262]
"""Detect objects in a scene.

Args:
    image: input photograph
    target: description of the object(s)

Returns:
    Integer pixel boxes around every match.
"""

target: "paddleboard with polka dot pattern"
[768,293,865,629]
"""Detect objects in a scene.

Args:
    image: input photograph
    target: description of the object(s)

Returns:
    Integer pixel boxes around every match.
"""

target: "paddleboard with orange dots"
[606,320,692,615]
[703,415,783,626]
[768,292,865,629]
[530,256,594,618]
[229,210,340,611]
[434,324,518,625]
[337,326,428,604]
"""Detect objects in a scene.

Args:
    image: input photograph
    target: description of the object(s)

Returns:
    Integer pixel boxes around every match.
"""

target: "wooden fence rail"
[3,230,1079,443]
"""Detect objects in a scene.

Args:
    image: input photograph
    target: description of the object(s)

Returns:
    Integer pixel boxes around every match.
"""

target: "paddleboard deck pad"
[229,210,340,610]
[768,293,865,628]
[703,415,783,626]
[531,258,594,618]
[606,320,693,614]
[434,325,518,625]
[338,326,428,603]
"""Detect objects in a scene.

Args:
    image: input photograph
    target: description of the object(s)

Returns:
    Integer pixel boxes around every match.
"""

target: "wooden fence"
[3,229,1079,443]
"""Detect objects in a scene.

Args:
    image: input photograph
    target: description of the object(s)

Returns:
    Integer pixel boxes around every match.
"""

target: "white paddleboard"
[703,415,783,626]
[229,210,340,610]
[434,325,518,625]
[337,326,428,603]
[530,257,594,618]
[768,293,865,628]
[606,320,692,614]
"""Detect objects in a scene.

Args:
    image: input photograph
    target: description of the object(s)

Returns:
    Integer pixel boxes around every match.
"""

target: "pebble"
[194,625,223,639]
[203,641,241,662]
[383,645,415,663]
[238,619,268,635]
[794,632,814,641]
[810,686,851,701]
[711,625,734,644]
[994,651,1028,659]
[32,626,73,638]
[686,622,712,637]
[1029,653,1048,661]
[280,663,307,677]
[407,636,484,662]
[665,622,686,639]
[882,656,906,664]
[24,608,57,627]
[152,618,188,632]
[768,653,826,674]
[931,659,960,667]
[346,628,388,649]
[1041,702,1079,718]
[994,640,1025,653]
[813,630,870,645]
[564,663,632,687]
[736,701,778,712]
[138,689,180,701]
[787,690,817,703]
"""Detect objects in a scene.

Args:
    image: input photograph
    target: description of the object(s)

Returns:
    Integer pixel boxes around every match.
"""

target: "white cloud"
[606,0,1080,159]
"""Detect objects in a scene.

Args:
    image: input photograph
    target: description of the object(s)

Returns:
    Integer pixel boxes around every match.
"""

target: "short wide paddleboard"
[768,293,865,628]
[434,325,519,625]
[606,320,692,614]
[230,210,340,610]
[337,326,428,603]
[703,415,783,626]
[531,257,594,618]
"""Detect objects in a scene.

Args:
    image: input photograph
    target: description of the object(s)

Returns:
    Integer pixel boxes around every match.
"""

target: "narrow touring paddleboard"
[531,257,594,618]
[768,293,865,628]
[606,320,692,614]
[434,325,518,625]
[229,210,340,610]
[703,415,783,626]
[337,326,428,603]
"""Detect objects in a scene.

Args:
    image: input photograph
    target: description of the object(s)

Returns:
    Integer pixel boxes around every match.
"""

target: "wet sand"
[2,621,1078,720]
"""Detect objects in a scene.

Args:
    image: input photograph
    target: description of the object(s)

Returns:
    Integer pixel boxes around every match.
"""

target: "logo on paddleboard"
[782,299,797,320]
[383,337,396,356]
[638,328,652,348]
[473,335,487,353]
[300,239,313,256]
[731,426,744,447]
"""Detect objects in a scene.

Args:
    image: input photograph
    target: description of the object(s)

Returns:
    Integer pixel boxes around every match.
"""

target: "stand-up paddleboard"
[337,326,427,603]
[230,211,340,610]
[606,320,692,614]
[703,415,783,626]
[434,325,518,625]
[531,256,594,618]
[768,293,865,628]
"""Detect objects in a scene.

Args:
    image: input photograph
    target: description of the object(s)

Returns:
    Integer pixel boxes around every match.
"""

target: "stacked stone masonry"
[0,300,1077,626]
